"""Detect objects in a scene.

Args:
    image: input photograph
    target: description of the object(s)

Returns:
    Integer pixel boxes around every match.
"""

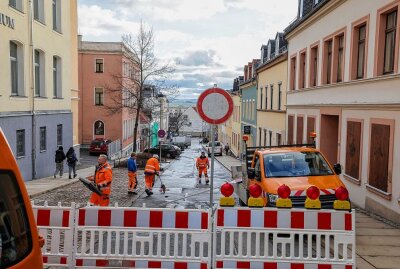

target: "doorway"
[320,114,339,164]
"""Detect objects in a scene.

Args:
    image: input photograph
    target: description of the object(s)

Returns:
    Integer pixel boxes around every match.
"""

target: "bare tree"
[169,109,190,135]
[104,22,174,151]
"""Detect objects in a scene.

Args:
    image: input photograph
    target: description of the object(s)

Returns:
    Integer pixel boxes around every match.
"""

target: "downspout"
[29,0,36,179]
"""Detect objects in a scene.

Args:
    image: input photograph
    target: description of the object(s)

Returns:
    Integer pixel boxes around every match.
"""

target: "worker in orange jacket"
[88,154,113,206]
[196,151,209,184]
[144,154,160,196]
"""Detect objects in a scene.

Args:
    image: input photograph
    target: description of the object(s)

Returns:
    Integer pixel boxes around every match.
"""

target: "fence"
[32,203,355,269]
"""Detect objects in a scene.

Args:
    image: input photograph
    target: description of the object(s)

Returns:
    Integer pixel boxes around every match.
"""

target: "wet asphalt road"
[132,138,232,209]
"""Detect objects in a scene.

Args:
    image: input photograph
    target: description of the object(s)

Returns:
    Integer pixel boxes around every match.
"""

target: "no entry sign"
[196,87,233,125]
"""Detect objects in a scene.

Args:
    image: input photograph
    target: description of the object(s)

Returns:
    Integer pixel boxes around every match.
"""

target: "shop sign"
[0,13,15,29]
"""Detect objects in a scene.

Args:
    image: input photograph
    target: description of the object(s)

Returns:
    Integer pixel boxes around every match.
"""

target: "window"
[345,121,362,181]
[259,128,262,146]
[269,131,272,146]
[263,129,267,146]
[53,56,61,98]
[290,56,297,90]
[288,115,294,145]
[94,121,104,135]
[265,86,268,110]
[325,40,333,84]
[33,0,44,23]
[96,59,104,73]
[336,35,345,82]
[276,133,282,146]
[357,25,367,78]
[95,88,104,105]
[57,124,62,146]
[297,116,304,144]
[34,50,45,97]
[0,170,33,268]
[306,116,316,144]
[259,87,263,109]
[299,51,306,88]
[383,11,397,74]
[10,42,19,96]
[368,120,394,194]
[9,0,23,12]
[40,127,46,151]
[52,0,61,32]
[270,84,274,110]
[310,45,319,86]
[278,83,282,110]
[16,130,25,158]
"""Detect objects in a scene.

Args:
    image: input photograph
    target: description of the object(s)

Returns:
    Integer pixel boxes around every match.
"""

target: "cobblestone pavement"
[32,167,146,207]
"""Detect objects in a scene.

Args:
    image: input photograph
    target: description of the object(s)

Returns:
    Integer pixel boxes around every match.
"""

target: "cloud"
[174,50,222,67]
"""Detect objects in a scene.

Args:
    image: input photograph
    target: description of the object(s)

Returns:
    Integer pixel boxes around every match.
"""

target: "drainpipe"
[29,0,36,179]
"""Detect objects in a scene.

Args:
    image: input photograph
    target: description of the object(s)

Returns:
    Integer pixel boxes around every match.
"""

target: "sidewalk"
[25,166,94,197]
[215,154,400,269]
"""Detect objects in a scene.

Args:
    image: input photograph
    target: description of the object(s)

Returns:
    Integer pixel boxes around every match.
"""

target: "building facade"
[0,0,77,181]
[180,107,210,137]
[285,0,400,223]
[78,39,136,152]
[240,59,260,149]
[230,93,242,157]
[256,33,288,147]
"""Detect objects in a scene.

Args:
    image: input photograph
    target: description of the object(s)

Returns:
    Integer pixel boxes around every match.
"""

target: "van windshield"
[263,152,334,177]
[0,170,32,267]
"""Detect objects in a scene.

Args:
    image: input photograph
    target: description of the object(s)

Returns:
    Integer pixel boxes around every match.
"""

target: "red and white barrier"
[216,208,352,230]
[77,207,209,229]
[75,259,208,268]
[215,208,355,269]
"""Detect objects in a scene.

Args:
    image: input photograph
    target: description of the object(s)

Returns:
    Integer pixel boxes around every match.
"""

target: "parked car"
[144,144,181,158]
[89,138,112,155]
[205,141,223,156]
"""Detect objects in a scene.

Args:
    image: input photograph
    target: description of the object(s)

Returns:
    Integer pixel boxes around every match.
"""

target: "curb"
[29,179,80,198]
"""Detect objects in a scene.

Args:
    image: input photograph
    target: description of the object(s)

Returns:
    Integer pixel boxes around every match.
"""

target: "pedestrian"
[224,143,230,156]
[66,147,78,179]
[88,154,113,206]
[144,154,160,196]
[127,152,138,194]
[196,151,210,185]
[54,146,66,178]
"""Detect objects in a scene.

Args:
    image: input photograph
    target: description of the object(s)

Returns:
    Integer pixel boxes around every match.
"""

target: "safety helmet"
[153,154,160,160]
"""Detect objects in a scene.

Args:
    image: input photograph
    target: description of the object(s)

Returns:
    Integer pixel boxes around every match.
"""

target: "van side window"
[0,170,32,267]
[254,155,261,177]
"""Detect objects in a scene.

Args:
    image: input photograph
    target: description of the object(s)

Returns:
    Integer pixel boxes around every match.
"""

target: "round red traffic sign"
[196,87,233,125]
[158,129,166,138]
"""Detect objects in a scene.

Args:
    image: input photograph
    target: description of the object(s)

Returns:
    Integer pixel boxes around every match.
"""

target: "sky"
[78,0,299,100]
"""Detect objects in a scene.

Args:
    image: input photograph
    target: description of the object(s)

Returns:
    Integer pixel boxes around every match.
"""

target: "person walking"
[196,151,210,184]
[144,154,160,196]
[66,147,78,179]
[224,143,230,156]
[54,146,66,178]
[127,153,138,194]
[88,154,113,206]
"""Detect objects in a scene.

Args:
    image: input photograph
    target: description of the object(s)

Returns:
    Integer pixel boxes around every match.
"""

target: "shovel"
[158,174,166,194]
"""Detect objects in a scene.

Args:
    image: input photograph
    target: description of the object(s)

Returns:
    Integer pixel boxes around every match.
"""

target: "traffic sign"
[196,87,233,125]
[158,129,166,138]
[243,125,251,134]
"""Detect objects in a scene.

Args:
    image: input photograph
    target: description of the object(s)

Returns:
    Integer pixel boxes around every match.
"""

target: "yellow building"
[256,33,288,146]
[0,0,78,180]
[230,93,242,157]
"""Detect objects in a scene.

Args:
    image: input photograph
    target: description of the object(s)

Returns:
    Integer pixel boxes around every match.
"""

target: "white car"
[205,141,223,156]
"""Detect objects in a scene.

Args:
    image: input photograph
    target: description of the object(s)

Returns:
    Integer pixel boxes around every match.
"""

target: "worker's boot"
[205,177,209,185]
[145,189,151,196]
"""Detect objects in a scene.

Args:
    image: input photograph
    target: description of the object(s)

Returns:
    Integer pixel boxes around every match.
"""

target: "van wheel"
[166,153,171,158]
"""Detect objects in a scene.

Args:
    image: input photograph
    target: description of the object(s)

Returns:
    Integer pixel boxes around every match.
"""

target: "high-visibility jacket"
[94,162,113,195]
[144,157,160,174]
[196,156,209,169]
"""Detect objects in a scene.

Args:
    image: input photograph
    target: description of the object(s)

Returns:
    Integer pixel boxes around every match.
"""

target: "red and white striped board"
[75,259,208,269]
[33,207,73,227]
[216,261,353,269]
[216,208,353,231]
[42,255,68,265]
[290,189,336,196]
[77,207,209,229]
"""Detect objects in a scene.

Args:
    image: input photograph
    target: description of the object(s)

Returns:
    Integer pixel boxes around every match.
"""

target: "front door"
[320,114,339,164]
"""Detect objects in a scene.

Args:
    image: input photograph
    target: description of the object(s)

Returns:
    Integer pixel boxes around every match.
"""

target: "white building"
[285,0,400,223]
[180,106,210,137]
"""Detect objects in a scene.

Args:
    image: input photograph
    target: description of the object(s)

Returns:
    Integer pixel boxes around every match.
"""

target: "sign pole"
[209,124,215,268]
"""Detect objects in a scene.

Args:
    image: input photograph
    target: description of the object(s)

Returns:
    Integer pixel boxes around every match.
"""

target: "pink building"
[78,37,137,151]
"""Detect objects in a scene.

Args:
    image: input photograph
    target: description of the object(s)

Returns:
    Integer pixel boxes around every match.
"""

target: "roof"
[192,106,198,113]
